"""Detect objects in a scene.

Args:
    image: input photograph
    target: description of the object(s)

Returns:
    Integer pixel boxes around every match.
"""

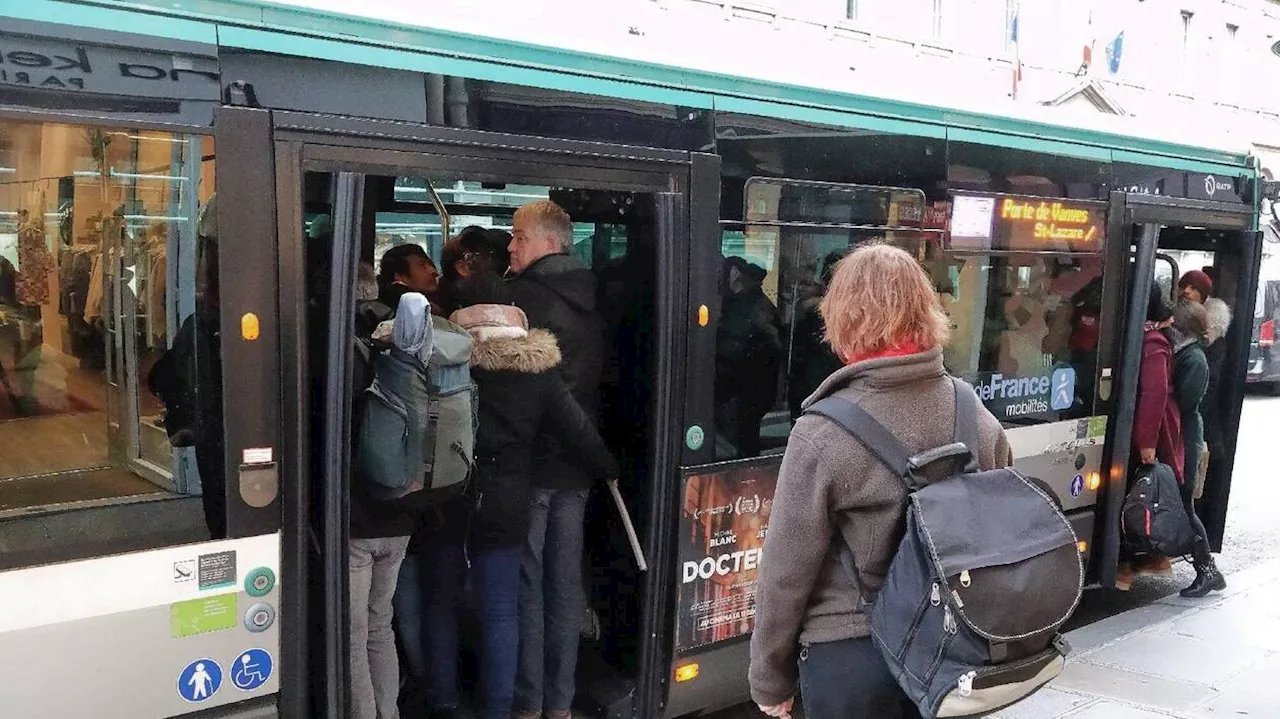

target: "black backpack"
[807,378,1083,719]
[1122,462,1196,557]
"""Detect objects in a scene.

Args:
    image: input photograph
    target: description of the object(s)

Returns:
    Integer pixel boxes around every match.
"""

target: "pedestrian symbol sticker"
[1070,474,1084,498]
[178,658,222,703]
[231,648,273,691]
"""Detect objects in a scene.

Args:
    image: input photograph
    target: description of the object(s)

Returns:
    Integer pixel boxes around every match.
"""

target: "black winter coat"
[436,329,617,549]
[506,253,607,490]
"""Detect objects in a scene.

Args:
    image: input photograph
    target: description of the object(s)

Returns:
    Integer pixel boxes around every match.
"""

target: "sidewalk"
[990,557,1280,719]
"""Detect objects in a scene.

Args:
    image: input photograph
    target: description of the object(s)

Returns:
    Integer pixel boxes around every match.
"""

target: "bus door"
[259,105,711,719]
[1095,191,1260,588]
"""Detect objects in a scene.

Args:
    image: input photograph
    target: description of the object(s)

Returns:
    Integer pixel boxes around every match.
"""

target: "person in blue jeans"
[505,200,609,719]
[417,302,617,719]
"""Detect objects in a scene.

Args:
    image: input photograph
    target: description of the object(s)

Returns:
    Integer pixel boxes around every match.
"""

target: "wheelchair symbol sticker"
[230,648,273,692]
[177,658,222,702]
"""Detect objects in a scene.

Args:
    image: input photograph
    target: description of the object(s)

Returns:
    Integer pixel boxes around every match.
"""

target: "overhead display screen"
[948,193,1106,253]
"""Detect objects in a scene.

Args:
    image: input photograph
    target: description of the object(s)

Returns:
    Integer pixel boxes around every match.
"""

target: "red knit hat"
[1178,270,1213,299]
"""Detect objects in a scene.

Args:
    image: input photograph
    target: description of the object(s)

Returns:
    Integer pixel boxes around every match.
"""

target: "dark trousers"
[799,636,920,719]
[420,537,522,719]
[516,487,589,713]
[1178,466,1214,564]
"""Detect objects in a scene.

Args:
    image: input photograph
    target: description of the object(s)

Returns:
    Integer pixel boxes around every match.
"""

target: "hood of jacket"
[470,328,562,373]
[516,253,598,314]
[1167,326,1200,355]
[1205,297,1231,344]
[802,346,947,410]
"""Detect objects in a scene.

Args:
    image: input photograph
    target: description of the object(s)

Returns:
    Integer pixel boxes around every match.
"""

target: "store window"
[0,120,219,555]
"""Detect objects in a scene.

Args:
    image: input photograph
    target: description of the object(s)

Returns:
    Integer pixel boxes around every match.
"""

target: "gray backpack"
[807,378,1083,719]
[356,317,475,505]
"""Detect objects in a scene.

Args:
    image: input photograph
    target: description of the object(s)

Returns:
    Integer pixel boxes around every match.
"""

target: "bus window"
[0,121,221,562]
[939,253,1105,424]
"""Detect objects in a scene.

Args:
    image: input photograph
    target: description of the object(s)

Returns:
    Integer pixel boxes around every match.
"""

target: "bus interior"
[300,172,662,715]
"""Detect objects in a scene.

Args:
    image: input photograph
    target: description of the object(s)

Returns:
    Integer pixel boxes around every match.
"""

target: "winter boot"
[1181,546,1226,598]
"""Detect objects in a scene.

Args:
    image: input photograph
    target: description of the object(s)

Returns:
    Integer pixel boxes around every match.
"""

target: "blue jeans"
[515,488,589,713]
[421,536,521,719]
[392,552,426,681]
[799,636,919,719]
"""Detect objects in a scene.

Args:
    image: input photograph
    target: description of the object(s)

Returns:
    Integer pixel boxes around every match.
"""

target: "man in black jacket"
[506,200,606,719]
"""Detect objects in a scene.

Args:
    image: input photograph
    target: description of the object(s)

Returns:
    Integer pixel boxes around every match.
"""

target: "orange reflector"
[241,312,261,341]
[1087,472,1101,491]
[1077,541,1088,553]
[698,305,709,327]
[675,663,700,683]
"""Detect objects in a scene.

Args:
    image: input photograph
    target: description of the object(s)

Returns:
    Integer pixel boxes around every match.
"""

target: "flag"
[1010,3,1023,98]
[1077,8,1094,76]
[1106,30,1124,74]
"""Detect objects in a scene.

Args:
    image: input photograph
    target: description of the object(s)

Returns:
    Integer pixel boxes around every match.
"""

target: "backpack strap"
[950,377,981,473]
[806,396,917,491]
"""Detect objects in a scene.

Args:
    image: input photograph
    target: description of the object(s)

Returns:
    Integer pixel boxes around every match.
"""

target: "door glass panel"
[0,120,221,551]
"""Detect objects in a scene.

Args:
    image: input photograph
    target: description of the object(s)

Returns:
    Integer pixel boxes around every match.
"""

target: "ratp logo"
[1051,367,1077,411]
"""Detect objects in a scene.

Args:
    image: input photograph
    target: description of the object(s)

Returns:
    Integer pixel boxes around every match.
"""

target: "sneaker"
[545,712,573,719]
[1134,555,1172,577]
[511,712,540,719]
[1115,562,1134,591]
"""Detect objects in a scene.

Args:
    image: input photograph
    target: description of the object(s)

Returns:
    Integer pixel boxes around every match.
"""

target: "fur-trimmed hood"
[1205,297,1231,344]
[469,328,562,373]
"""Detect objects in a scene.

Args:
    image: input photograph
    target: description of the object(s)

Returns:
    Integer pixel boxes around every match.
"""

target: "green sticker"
[245,566,276,598]
[171,594,238,638]
[685,425,705,451]
[1088,416,1108,439]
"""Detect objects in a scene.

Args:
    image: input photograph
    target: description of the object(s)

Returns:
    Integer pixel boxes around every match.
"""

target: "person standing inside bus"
[1119,287,1186,590]
[349,292,432,719]
[417,301,617,719]
[749,244,1012,719]
[505,200,607,719]
[1178,269,1232,512]
[1169,301,1227,597]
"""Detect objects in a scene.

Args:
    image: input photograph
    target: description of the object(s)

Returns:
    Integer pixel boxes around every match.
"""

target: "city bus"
[0,2,1265,718]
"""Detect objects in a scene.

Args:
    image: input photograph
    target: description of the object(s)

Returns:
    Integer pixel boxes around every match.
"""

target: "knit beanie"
[1178,270,1213,299]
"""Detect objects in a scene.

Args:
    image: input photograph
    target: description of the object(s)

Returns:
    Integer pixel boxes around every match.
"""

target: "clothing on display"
[16,211,54,307]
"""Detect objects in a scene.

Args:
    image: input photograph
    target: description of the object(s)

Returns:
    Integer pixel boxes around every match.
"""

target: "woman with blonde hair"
[749,243,1012,719]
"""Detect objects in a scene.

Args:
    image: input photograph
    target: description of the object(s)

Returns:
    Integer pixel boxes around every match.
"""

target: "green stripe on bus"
[216,26,717,109]
[12,0,218,43]
[946,127,1112,162]
[712,96,946,139]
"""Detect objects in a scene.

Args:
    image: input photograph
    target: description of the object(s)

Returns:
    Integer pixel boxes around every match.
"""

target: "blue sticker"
[178,658,222,703]
[1070,474,1085,498]
[231,648,273,692]
[1050,368,1077,411]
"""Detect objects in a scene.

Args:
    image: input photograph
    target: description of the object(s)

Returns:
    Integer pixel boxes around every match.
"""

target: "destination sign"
[947,193,1106,253]
[745,178,927,228]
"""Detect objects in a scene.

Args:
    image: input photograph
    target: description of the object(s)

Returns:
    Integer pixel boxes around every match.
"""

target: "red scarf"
[845,342,926,366]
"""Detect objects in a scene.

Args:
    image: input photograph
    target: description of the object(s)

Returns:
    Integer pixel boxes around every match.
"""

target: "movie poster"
[675,461,780,655]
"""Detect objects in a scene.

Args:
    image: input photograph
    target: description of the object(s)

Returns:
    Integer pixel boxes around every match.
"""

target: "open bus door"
[248,104,718,718]
[1094,191,1261,588]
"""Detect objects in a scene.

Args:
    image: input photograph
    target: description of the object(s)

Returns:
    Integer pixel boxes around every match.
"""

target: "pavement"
[989,555,1280,719]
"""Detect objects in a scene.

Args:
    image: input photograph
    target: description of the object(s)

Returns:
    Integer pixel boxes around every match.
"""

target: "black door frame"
[1095,192,1257,587]
[269,110,708,718]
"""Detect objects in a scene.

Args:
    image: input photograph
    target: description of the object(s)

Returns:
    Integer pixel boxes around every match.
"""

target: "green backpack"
[356,317,476,505]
